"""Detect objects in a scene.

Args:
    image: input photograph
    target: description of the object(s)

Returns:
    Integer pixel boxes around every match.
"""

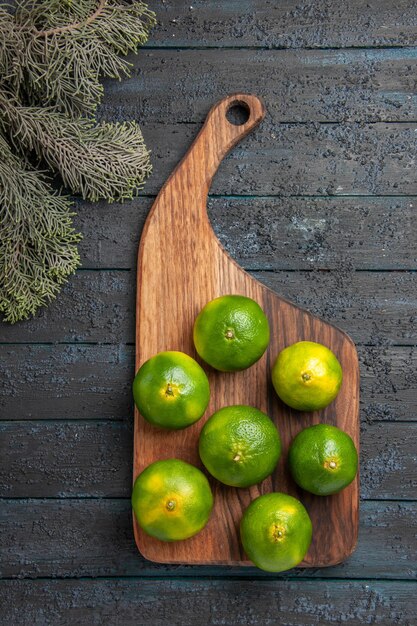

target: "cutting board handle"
[159,94,266,212]
[197,93,266,183]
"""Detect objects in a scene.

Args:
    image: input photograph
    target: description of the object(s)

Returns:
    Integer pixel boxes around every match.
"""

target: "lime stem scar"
[165,384,174,396]
[225,329,235,339]
[233,453,241,461]
[302,372,311,381]
[329,461,337,469]
[166,500,176,511]
[272,524,284,541]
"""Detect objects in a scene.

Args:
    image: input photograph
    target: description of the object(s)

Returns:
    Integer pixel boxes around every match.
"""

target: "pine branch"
[34,0,107,37]
[10,0,157,116]
[1,98,153,201]
[0,0,155,322]
[15,0,106,29]
[0,132,81,323]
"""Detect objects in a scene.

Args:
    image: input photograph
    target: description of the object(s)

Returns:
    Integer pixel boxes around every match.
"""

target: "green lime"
[132,351,210,430]
[240,492,312,572]
[132,459,214,542]
[198,405,281,488]
[193,295,270,372]
[288,423,358,496]
[271,341,343,411]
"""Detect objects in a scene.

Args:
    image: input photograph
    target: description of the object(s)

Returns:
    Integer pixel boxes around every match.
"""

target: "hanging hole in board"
[226,101,251,126]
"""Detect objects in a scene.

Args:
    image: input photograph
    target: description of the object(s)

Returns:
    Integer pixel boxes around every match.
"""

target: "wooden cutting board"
[133,94,359,567]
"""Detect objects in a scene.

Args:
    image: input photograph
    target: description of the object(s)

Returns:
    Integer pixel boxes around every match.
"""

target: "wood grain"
[103,48,417,124]
[2,269,416,344]
[71,196,417,271]
[1,500,415,580]
[134,122,417,196]
[0,1,415,620]
[145,0,417,49]
[0,344,414,422]
[134,94,360,566]
[1,421,415,499]
[1,579,415,626]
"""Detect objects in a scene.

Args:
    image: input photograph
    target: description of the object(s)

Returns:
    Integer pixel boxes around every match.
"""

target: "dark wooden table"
[1,2,416,624]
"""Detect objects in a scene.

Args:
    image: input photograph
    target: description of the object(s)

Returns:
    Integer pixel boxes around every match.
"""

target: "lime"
[271,341,343,411]
[240,492,312,572]
[288,423,358,496]
[132,351,210,429]
[132,459,213,542]
[198,405,281,488]
[193,295,270,372]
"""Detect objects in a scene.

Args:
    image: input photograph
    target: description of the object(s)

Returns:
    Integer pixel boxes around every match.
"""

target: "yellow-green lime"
[288,424,358,496]
[271,341,343,411]
[198,405,281,488]
[132,459,214,542]
[193,295,270,372]
[240,492,313,572]
[132,351,210,430]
